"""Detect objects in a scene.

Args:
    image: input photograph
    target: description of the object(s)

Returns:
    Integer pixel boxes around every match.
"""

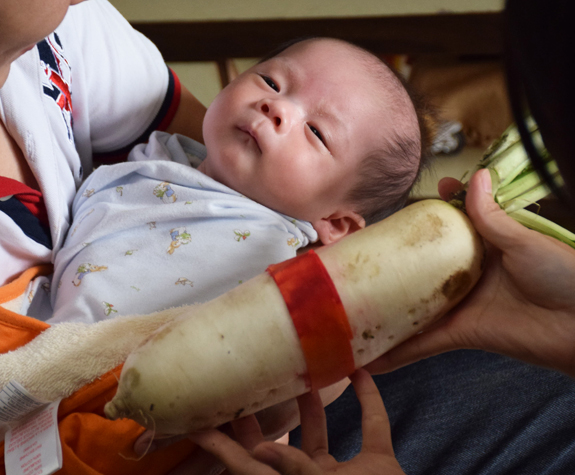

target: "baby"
[41,37,431,324]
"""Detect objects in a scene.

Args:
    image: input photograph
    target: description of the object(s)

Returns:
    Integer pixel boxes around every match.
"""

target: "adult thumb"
[465,169,530,249]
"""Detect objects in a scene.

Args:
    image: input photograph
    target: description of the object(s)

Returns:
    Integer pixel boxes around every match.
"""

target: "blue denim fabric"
[289,350,575,474]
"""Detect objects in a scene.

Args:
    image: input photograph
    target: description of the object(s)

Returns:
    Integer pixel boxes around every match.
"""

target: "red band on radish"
[267,250,354,390]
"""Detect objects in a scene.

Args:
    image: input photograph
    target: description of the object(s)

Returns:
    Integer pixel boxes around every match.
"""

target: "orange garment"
[0,266,196,474]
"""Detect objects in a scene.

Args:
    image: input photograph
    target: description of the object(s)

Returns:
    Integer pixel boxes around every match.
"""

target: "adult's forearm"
[165,85,207,143]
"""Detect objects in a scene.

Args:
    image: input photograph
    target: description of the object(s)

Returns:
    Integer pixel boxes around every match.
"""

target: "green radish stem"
[450,117,575,249]
[509,209,575,248]
[495,161,560,204]
[480,116,538,166]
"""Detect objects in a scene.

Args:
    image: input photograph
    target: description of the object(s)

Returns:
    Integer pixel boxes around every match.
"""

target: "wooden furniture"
[131,12,503,86]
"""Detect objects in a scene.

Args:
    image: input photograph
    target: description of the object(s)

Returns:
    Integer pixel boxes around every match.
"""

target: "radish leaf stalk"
[451,118,575,249]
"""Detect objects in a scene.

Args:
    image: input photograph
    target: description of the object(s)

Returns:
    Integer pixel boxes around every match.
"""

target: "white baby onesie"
[49,132,317,324]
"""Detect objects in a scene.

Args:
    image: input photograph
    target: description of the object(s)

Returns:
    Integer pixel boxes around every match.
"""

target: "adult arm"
[366,168,575,378]
[67,0,206,160]
[164,85,206,143]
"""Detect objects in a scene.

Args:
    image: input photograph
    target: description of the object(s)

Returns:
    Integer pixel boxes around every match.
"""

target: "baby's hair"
[260,37,436,226]
[347,66,436,225]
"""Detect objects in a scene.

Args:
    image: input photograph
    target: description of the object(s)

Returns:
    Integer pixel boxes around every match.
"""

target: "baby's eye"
[308,124,326,146]
[261,75,279,92]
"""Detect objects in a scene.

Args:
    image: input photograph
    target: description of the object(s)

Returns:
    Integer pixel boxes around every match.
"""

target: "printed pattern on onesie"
[49,133,317,324]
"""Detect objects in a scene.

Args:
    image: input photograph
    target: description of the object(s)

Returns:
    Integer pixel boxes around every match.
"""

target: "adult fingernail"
[480,169,493,194]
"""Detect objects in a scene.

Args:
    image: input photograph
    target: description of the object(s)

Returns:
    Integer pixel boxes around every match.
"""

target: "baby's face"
[199,39,388,223]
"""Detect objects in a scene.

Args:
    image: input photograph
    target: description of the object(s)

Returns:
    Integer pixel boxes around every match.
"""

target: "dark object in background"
[504,0,574,211]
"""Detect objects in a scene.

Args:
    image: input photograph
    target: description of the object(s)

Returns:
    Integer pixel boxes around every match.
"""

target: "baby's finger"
[188,430,279,475]
[350,369,394,456]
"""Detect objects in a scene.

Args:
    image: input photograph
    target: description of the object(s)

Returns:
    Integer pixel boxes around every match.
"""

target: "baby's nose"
[259,98,297,133]
[260,103,282,127]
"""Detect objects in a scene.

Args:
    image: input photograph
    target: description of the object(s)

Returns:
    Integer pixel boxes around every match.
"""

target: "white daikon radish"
[104,199,484,435]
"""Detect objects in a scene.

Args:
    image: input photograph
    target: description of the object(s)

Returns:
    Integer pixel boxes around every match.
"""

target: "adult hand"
[188,369,406,475]
[133,379,350,474]
[366,168,575,378]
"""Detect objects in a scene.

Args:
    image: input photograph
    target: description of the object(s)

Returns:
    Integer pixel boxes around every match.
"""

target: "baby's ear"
[312,211,365,246]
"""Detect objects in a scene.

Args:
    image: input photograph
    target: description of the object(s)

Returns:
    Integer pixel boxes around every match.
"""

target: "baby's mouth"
[239,126,262,153]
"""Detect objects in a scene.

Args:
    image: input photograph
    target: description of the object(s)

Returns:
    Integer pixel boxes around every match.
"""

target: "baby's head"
[199,37,432,244]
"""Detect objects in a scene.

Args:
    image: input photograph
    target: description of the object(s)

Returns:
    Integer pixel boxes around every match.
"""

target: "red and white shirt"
[0,0,181,287]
